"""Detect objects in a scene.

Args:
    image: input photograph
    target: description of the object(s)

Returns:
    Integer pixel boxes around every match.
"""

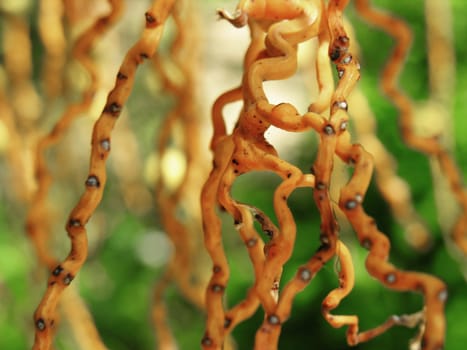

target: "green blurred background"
[0,0,466,349]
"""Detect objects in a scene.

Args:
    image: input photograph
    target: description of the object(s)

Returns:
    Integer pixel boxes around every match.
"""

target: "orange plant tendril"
[346,20,431,251]
[200,0,447,349]
[354,0,467,256]
[27,0,122,348]
[31,1,176,349]
[27,0,123,275]
[2,0,458,348]
[150,0,212,347]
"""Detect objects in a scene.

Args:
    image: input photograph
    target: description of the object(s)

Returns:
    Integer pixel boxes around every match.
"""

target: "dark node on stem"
[385,273,396,284]
[299,267,312,282]
[338,68,345,79]
[85,175,100,188]
[264,229,274,238]
[211,284,225,293]
[144,12,158,27]
[117,72,128,80]
[68,218,81,227]
[213,265,221,274]
[438,289,448,302]
[318,234,331,252]
[344,199,358,210]
[315,181,326,190]
[287,173,292,178]
[224,317,232,329]
[201,336,213,347]
[105,102,122,117]
[323,124,335,135]
[317,243,331,252]
[63,273,74,285]
[36,318,46,331]
[355,193,363,203]
[100,139,111,151]
[330,36,349,62]
[342,55,353,64]
[333,100,348,111]
[97,17,109,27]
[338,35,350,46]
[267,314,280,325]
[52,265,63,276]
[361,238,372,250]
[254,213,264,224]
[234,219,240,225]
[330,49,340,61]
[232,158,239,165]
[320,233,330,245]
[140,53,149,60]
[247,238,257,247]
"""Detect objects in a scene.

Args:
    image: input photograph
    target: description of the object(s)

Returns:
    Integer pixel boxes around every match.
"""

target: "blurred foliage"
[0,0,466,349]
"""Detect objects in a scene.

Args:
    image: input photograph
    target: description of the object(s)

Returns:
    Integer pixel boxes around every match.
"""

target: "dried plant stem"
[27,0,123,272]
[151,1,209,347]
[2,13,42,202]
[27,1,122,348]
[59,286,108,350]
[201,1,448,349]
[0,86,33,203]
[424,0,467,276]
[2,14,42,129]
[355,0,467,255]
[32,1,176,349]
[38,0,66,98]
[349,87,431,250]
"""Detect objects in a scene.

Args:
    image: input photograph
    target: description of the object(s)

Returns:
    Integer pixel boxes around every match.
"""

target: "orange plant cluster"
[0,0,465,349]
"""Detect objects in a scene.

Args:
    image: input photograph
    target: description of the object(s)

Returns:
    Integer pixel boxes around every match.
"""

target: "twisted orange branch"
[355,0,467,255]
[26,2,122,348]
[27,0,123,272]
[322,240,426,345]
[151,0,210,347]
[32,1,175,348]
[202,1,447,349]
